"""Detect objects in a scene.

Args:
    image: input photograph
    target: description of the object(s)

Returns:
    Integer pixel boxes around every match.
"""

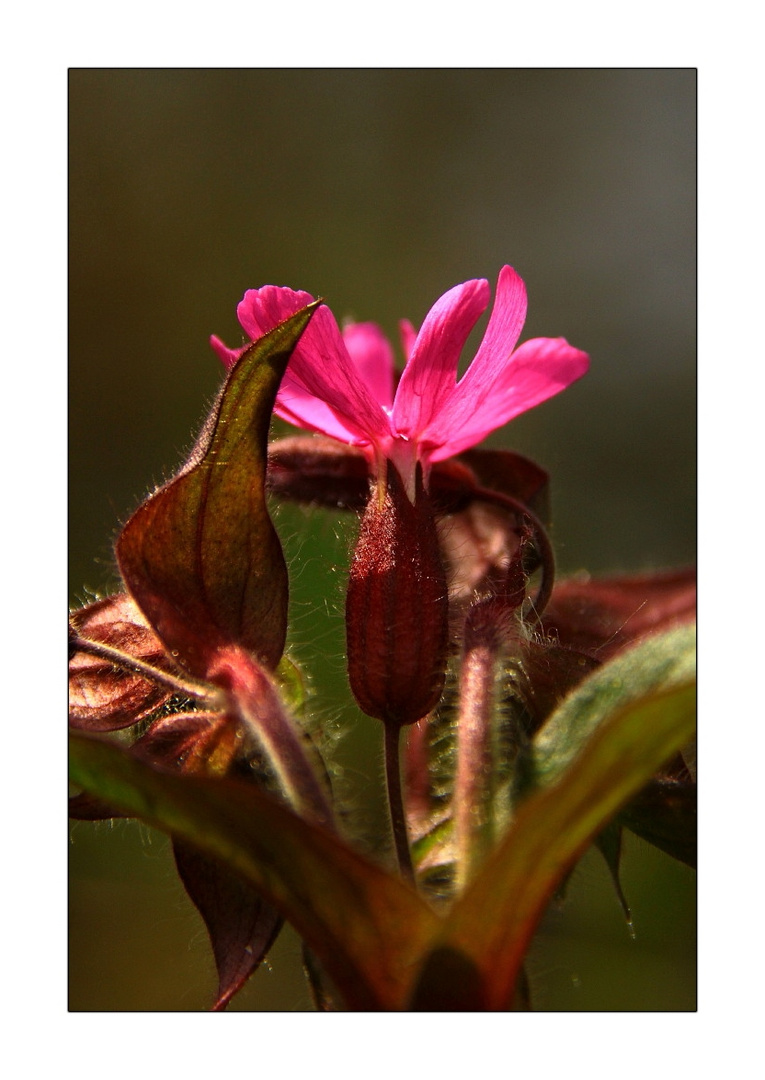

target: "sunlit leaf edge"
[69,731,440,1010]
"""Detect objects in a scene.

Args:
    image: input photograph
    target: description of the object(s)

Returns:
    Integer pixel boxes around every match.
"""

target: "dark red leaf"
[517,640,600,732]
[618,776,697,868]
[132,711,239,777]
[69,593,175,730]
[116,304,321,678]
[173,840,283,1011]
[542,568,696,661]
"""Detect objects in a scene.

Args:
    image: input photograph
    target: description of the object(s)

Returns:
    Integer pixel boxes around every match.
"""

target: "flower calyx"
[345,460,449,728]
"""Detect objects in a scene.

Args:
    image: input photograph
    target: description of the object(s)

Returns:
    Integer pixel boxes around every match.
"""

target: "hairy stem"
[209,645,335,830]
[453,602,507,892]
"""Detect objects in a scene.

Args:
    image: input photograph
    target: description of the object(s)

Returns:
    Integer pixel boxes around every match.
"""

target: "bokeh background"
[69,69,696,1011]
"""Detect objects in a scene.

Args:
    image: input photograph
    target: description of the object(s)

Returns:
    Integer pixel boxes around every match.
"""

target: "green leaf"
[518,624,696,794]
[69,731,441,1011]
[116,303,321,679]
[411,628,696,1009]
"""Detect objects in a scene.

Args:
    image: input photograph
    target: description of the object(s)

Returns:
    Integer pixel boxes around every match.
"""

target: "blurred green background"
[69,69,696,1011]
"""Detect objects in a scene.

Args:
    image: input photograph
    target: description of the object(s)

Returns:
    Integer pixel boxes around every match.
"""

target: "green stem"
[384,723,415,883]
[453,602,506,892]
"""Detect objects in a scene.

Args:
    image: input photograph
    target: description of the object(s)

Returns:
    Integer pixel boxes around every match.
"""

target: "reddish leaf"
[516,640,600,732]
[69,594,174,730]
[133,711,239,778]
[413,628,696,1008]
[424,677,696,1008]
[70,709,283,1007]
[116,303,321,679]
[69,711,230,820]
[173,841,282,1011]
[542,568,696,661]
[69,731,442,1010]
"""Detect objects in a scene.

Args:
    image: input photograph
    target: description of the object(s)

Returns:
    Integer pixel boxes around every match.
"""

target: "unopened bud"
[346,462,449,727]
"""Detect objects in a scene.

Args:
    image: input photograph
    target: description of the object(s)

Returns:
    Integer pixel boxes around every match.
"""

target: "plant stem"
[453,602,506,892]
[210,646,336,830]
[384,723,415,883]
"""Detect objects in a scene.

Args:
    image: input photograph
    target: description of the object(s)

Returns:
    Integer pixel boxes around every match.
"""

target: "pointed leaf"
[414,628,696,1009]
[116,303,321,678]
[173,841,283,1011]
[69,731,441,1010]
[617,776,697,868]
[594,821,632,924]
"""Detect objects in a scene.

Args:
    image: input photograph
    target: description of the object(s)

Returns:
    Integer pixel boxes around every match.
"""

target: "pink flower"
[211,265,589,498]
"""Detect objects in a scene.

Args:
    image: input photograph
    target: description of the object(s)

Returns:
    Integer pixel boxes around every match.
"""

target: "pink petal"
[274,373,373,445]
[236,285,316,341]
[236,286,390,443]
[446,265,528,398]
[210,334,247,371]
[213,301,361,439]
[426,336,590,461]
[392,278,490,437]
[341,322,395,409]
[398,320,417,363]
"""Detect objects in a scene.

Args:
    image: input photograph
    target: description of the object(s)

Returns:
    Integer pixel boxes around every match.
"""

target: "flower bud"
[346,462,449,727]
